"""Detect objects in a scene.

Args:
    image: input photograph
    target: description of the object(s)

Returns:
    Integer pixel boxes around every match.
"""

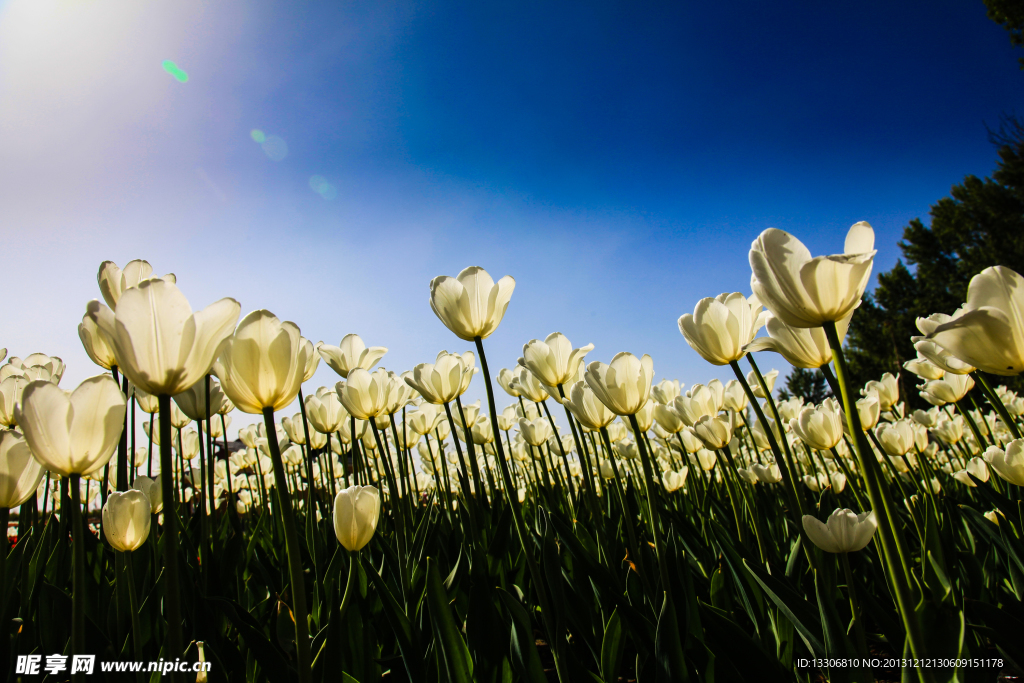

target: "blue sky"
[1,0,1022,440]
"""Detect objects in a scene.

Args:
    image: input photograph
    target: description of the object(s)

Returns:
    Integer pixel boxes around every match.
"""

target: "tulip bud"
[333,485,381,552]
[801,508,877,553]
[102,489,152,552]
[0,431,45,508]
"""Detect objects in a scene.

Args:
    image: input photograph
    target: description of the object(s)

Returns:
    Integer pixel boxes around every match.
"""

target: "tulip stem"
[974,372,1022,440]
[455,396,487,501]
[822,322,930,675]
[297,388,320,518]
[370,420,410,597]
[475,337,569,683]
[261,407,312,683]
[157,395,184,677]
[839,552,869,659]
[123,551,145,681]
[600,426,650,596]
[70,474,85,682]
[628,412,672,602]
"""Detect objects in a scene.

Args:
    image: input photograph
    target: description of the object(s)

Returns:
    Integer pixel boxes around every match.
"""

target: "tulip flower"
[749,221,876,328]
[903,355,946,381]
[0,376,28,429]
[79,312,118,370]
[863,373,899,412]
[925,266,1024,376]
[802,508,877,553]
[102,490,152,552]
[305,388,347,434]
[751,462,782,483]
[0,430,45,508]
[852,395,880,430]
[519,332,594,388]
[317,334,387,379]
[985,440,1024,485]
[953,457,990,486]
[663,468,688,492]
[678,292,766,365]
[875,419,916,457]
[173,379,232,422]
[519,417,553,447]
[510,365,550,403]
[132,475,163,513]
[564,380,616,431]
[337,368,393,420]
[429,266,515,341]
[0,354,65,384]
[912,337,974,375]
[673,380,725,426]
[743,310,853,368]
[97,259,174,310]
[497,368,522,398]
[650,379,682,405]
[15,376,125,477]
[919,373,974,406]
[404,352,467,405]
[215,311,311,414]
[87,280,240,397]
[693,414,733,450]
[722,380,748,412]
[333,485,381,551]
[790,398,843,451]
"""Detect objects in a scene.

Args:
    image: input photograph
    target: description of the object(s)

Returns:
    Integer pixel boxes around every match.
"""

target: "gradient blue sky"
[1,0,1022,439]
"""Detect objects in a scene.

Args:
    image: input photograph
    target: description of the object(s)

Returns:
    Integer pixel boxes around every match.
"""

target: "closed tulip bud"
[564,380,616,431]
[333,485,381,551]
[924,266,1024,376]
[863,373,899,412]
[605,421,627,443]
[853,395,880,430]
[406,404,440,436]
[282,416,306,445]
[911,336,974,375]
[653,403,685,434]
[102,489,152,552]
[467,417,495,445]
[214,311,311,414]
[953,457,990,487]
[208,414,232,439]
[175,429,201,460]
[519,332,594,389]
[692,448,717,471]
[317,334,387,380]
[173,379,231,422]
[429,266,515,341]
[404,352,467,405]
[747,369,778,399]
[78,312,118,370]
[132,475,163,513]
[803,471,846,493]
[790,398,843,451]
[678,292,767,365]
[663,468,688,492]
[750,222,876,328]
[87,280,240,396]
[673,380,725,426]
[802,508,877,553]
[382,370,417,415]
[0,376,29,429]
[305,388,347,434]
[0,431,45,508]
[986,439,1024,486]
[614,440,639,460]
[15,376,125,477]
[133,387,160,414]
[743,310,853,368]
[518,417,552,447]
[750,418,782,452]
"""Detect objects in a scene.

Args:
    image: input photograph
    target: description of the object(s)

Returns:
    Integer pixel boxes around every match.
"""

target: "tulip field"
[3,221,1024,683]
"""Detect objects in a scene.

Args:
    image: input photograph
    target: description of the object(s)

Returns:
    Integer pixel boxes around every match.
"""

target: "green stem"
[822,321,929,673]
[475,336,568,683]
[262,406,312,683]
[840,552,869,660]
[974,372,1022,440]
[157,395,184,674]
[71,474,85,682]
[628,412,672,600]
[123,551,146,683]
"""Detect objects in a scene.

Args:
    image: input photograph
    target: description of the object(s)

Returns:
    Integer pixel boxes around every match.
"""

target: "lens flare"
[309,175,337,200]
[161,60,188,83]
[261,136,288,161]
[250,129,266,143]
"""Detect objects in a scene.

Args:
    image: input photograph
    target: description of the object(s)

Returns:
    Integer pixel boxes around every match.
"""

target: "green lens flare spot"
[250,129,266,143]
[162,60,189,83]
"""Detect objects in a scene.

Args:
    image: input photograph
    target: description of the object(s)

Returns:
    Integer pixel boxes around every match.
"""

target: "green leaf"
[363,555,424,682]
[208,596,295,683]
[497,588,548,683]
[425,557,474,683]
[600,607,625,683]
[743,558,826,658]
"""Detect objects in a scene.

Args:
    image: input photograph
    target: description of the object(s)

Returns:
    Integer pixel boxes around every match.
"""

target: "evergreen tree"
[777,367,831,405]
[845,124,1024,404]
